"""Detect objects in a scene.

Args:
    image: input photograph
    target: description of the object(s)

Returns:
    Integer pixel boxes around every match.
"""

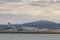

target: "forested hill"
[0,20,60,29]
[20,20,60,28]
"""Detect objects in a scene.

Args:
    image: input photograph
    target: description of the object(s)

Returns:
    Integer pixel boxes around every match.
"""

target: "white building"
[21,27,39,31]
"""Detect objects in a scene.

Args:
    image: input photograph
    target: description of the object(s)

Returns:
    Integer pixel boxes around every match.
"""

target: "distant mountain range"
[20,20,60,29]
[0,20,60,29]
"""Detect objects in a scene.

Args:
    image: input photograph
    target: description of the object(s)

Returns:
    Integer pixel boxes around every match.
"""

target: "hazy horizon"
[0,0,60,24]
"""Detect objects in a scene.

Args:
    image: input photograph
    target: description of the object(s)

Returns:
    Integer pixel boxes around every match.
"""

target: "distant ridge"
[0,20,60,29]
[21,20,59,28]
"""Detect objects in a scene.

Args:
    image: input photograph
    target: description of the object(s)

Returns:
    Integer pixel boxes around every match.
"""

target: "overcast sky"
[0,0,60,24]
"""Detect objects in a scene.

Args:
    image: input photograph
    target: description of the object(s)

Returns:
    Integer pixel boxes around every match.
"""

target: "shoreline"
[0,32,60,34]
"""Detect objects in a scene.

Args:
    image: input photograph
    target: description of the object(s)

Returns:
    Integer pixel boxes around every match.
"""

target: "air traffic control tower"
[8,22,11,27]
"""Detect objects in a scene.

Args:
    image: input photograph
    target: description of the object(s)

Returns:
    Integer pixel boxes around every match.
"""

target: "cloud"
[0,14,40,24]
[0,0,60,24]
[0,0,22,2]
